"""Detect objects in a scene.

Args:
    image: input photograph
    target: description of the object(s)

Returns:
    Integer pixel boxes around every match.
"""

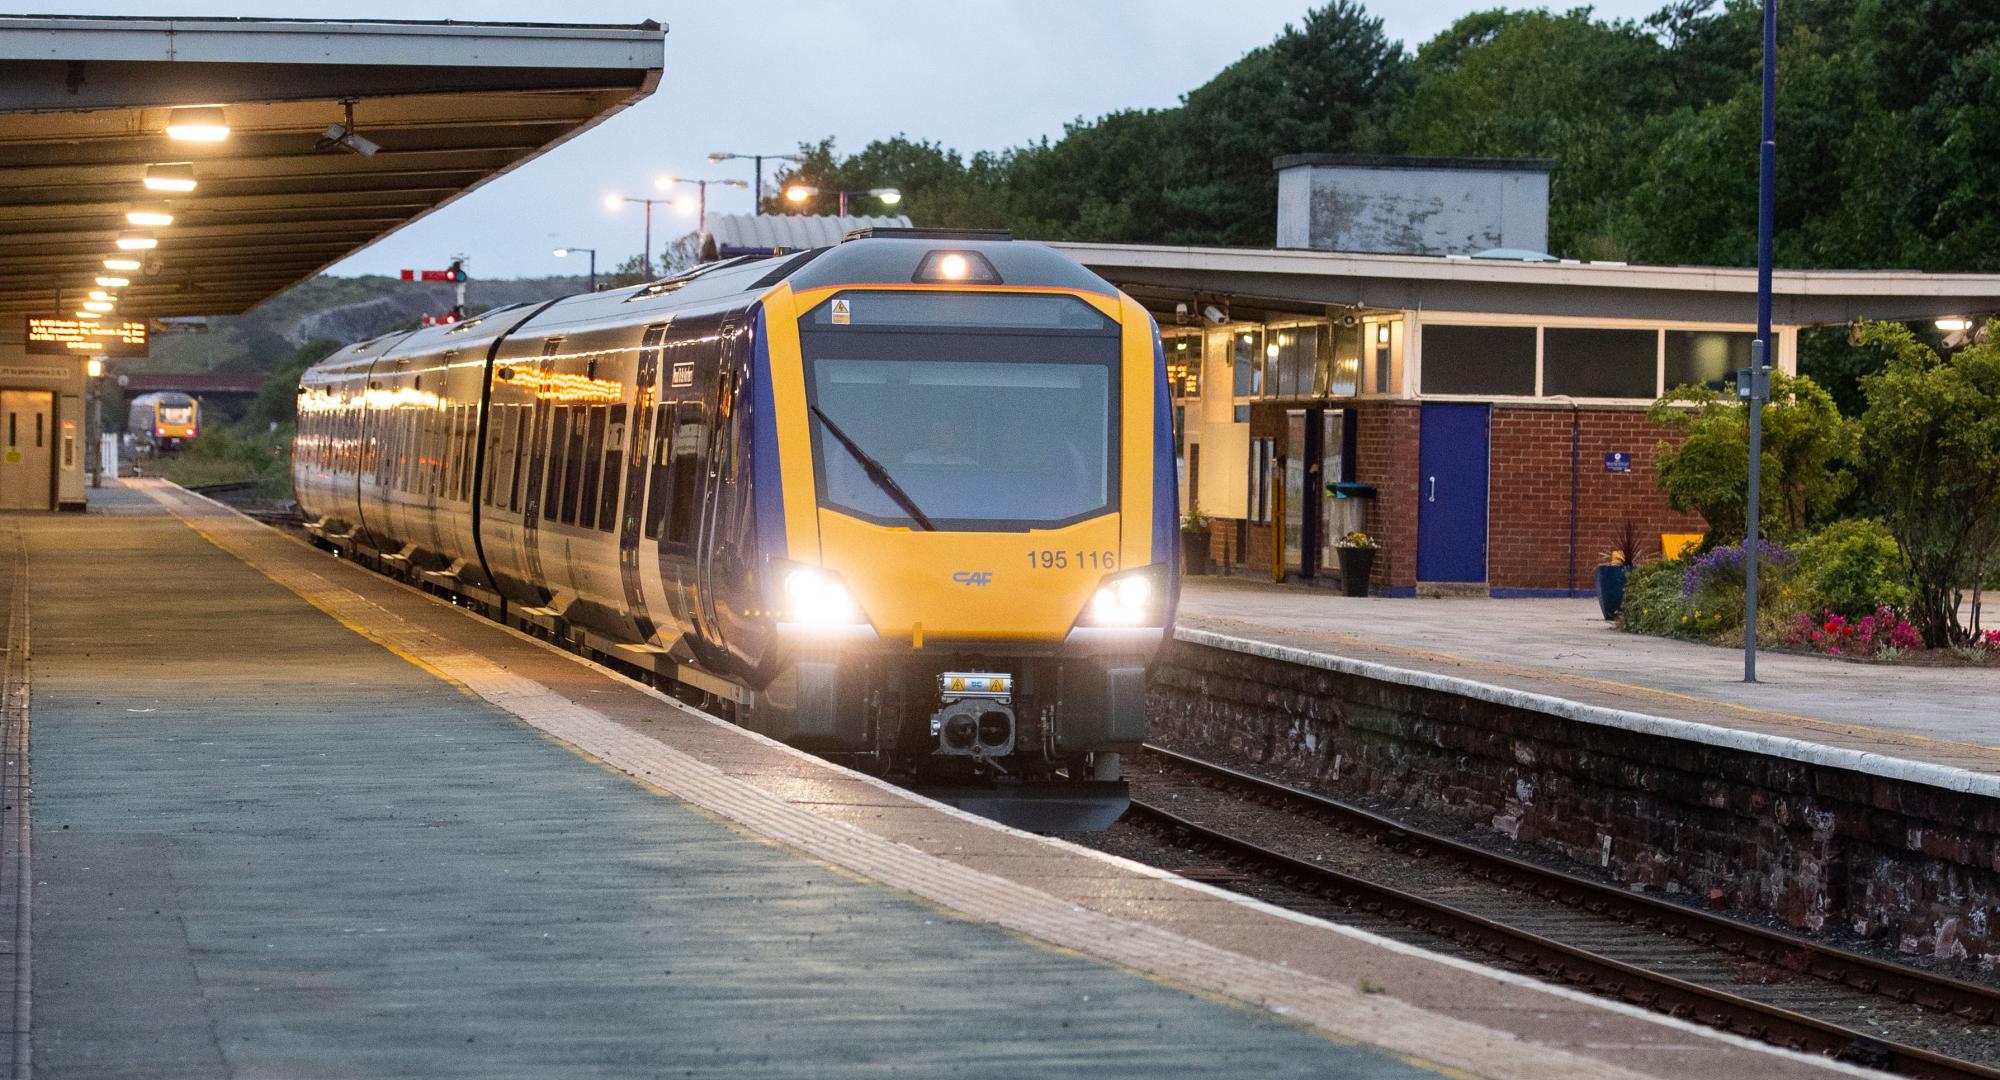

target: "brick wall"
[1353,403,1419,591]
[1151,639,2000,965]
[1488,405,1705,592]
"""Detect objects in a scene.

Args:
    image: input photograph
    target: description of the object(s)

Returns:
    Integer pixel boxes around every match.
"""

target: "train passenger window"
[484,407,508,508]
[560,406,588,526]
[509,406,531,512]
[597,403,625,533]
[545,407,572,523]
[643,402,672,540]
[665,402,705,546]
[577,405,607,529]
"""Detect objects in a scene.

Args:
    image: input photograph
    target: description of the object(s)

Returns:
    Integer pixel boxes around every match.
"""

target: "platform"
[0,481,1872,1079]
[1178,576,2000,782]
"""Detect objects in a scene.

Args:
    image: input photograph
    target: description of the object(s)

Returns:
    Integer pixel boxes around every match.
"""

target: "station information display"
[24,316,149,357]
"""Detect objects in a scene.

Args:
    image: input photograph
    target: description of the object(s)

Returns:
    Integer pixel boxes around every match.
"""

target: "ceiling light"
[144,162,198,192]
[103,257,142,271]
[88,290,116,302]
[166,106,229,142]
[95,276,130,287]
[1936,317,1973,332]
[116,233,158,250]
[83,301,115,313]
[126,207,174,227]
[75,310,102,320]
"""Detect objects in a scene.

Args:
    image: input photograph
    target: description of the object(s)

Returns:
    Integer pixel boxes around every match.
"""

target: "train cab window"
[597,403,626,532]
[576,405,607,529]
[545,407,572,523]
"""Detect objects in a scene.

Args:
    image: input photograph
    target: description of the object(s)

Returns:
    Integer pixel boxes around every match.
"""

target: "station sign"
[24,316,149,358]
[1604,451,1632,473]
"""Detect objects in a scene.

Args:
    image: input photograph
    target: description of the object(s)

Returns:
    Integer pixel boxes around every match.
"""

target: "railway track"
[1118,744,2000,1080]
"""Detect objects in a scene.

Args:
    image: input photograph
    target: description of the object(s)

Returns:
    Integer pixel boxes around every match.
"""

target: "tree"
[1648,371,1856,544]
[1854,320,2000,647]
[1394,8,1677,258]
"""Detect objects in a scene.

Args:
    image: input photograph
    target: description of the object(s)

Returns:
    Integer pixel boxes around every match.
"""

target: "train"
[127,391,200,452]
[294,229,1177,827]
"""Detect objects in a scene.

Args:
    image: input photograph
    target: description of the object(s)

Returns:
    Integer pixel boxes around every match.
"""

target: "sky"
[32,0,1669,279]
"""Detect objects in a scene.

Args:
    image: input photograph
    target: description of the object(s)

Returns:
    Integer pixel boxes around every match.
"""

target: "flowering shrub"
[1682,539,1797,598]
[1785,606,1923,658]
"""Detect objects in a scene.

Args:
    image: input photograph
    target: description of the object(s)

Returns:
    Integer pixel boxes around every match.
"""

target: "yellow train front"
[742,233,1177,812]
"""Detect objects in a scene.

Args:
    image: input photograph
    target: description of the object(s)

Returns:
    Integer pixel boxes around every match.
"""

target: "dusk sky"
[33,1,1668,278]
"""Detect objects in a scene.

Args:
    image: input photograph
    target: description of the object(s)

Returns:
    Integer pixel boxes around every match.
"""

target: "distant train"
[294,229,1177,822]
[127,391,200,452]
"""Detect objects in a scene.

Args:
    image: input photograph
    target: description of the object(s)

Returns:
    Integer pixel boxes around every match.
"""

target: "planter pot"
[1596,564,1629,621]
[1336,546,1376,597]
[1182,529,1213,576]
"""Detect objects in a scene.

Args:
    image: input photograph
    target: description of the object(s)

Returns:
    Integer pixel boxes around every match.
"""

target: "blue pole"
[1745,0,1776,683]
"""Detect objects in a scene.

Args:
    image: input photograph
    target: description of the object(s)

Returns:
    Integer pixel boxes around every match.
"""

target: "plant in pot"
[1596,520,1638,621]
[1180,504,1213,576]
[1335,530,1378,597]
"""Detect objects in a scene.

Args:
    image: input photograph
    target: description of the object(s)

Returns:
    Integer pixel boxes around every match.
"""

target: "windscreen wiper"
[809,404,938,531]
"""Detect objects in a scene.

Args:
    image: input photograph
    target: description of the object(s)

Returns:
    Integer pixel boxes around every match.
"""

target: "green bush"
[1792,518,1912,618]
[1616,557,1691,637]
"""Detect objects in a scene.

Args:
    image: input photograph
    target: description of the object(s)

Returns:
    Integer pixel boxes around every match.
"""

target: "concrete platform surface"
[1179,576,2000,780]
[0,482,1880,1079]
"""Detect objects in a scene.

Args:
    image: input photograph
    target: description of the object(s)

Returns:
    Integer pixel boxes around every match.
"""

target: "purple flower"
[1682,539,1796,598]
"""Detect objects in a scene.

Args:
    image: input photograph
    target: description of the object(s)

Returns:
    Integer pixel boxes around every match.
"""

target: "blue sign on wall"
[1604,451,1632,473]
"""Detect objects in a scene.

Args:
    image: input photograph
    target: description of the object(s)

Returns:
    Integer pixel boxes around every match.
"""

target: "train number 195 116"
[1028,549,1116,570]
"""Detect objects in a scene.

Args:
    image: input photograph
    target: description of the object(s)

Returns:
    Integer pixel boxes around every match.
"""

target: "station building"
[0,14,664,511]
[1054,155,2000,596]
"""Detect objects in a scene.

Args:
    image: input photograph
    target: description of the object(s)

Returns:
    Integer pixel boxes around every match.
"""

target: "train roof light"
[913,249,1001,285]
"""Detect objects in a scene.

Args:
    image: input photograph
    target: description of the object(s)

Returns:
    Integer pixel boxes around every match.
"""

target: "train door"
[694,317,740,646]
[0,390,55,511]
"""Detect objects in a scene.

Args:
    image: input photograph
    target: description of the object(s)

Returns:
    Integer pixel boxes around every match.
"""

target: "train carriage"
[126,391,201,452]
[296,230,1176,821]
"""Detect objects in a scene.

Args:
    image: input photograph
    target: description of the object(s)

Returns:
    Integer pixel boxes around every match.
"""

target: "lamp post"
[604,194,673,280]
[553,246,597,291]
[782,185,903,217]
[656,175,750,239]
[1742,0,1778,684]
[707,151,806,214]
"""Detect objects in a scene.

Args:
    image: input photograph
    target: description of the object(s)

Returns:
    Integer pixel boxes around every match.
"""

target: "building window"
[1543,327,1658,399]
[1232,328,1263,397]
[1665,330,1752,391]
[1324,323,1360,396]
[1420,325,1536,396]
[1165,332,1200,397]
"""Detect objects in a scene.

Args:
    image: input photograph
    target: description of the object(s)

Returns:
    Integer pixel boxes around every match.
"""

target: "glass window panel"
[598,403,626,532]
[1419,325,1536,396]
[1232,329,1261,397]
[1665,330,1752,391]
[1543,328,1659,399]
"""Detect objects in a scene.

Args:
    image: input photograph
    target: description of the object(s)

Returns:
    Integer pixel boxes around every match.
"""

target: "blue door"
[1416,403,1490,583]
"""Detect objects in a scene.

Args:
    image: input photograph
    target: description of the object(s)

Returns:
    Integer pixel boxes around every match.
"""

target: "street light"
[553,246,598,291]
[656,174,750,237]
[604,193,676,280]
[85,356,105,488]
[1742,0,1778,685]
[782,185,902,217]
[707,150,806,214]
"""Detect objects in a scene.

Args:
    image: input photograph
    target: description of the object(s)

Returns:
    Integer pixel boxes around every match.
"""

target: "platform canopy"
[0,16,665,321]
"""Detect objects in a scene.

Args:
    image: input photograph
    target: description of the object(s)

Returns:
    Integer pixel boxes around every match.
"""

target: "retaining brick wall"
[1150,637,2000,968]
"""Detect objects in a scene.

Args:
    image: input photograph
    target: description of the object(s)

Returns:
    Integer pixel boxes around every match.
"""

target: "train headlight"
[780,563,862,625]
[1080,566,1165,627]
